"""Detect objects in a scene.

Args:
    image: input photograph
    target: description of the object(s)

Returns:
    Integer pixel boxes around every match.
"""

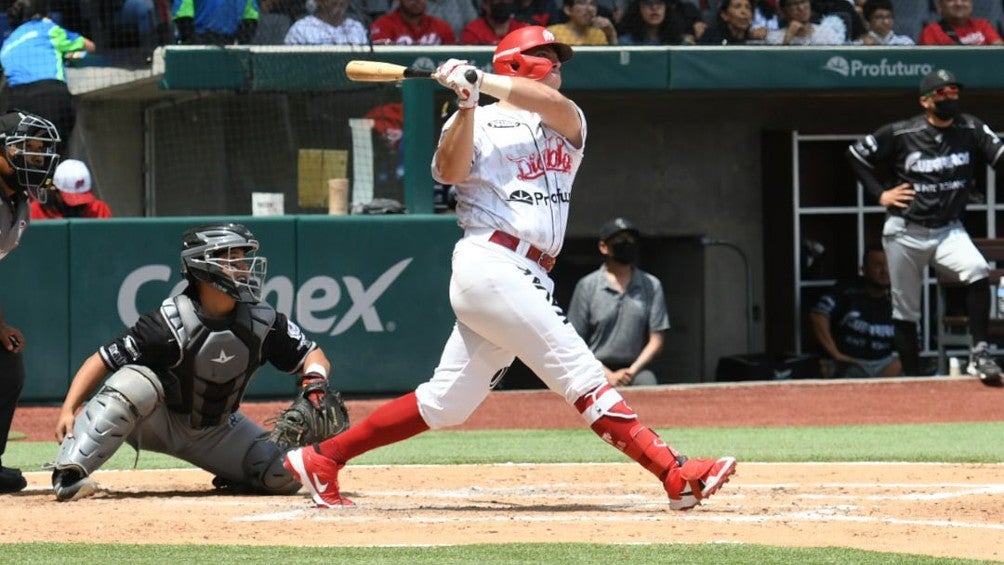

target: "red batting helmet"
[493,26,573,80]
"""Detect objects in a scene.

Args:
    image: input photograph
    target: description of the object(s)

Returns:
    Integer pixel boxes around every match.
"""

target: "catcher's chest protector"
[159,294,275,428]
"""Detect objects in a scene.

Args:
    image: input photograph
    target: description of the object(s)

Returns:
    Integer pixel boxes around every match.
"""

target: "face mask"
[610,241,639,265]
[932,98,960,121]
[489,2,516,21]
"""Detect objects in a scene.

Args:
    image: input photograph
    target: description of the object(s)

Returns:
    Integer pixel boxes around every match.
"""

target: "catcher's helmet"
[0,111,61,202]
[493,26,573,80]
[180,223,267,303]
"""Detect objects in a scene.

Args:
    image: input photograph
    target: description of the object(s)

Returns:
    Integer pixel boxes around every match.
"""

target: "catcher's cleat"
[968,342,1002,385]
[0,466,27,494]
[284,445,354,508]
[52,468,97,502]
[664,456,736,511]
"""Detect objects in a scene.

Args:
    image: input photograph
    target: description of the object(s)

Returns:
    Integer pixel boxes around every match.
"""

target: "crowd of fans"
[1,0,1002,52]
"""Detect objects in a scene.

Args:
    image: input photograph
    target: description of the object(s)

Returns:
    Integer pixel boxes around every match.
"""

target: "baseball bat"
[345,60,479,84]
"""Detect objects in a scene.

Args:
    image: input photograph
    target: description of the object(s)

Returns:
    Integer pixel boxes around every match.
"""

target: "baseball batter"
[0,111,60,494]
[848,68,1004,383]
[51,223,347,500]
[284,26,736,510]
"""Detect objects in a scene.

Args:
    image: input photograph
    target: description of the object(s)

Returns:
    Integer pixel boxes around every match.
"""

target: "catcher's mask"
[180,223,267,303]
[493,26,573,80]
[0,111,61,202]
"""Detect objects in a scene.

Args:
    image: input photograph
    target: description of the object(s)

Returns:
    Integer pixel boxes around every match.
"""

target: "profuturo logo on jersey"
[116,259,413,336]
[821,56,931,78]
[904,151,970,173]
[510,136,573,181]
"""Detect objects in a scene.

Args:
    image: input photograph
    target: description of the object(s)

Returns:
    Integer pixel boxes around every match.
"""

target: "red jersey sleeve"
[917,22,952,45]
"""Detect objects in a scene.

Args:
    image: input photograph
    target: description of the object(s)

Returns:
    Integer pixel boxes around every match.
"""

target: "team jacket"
[434,102,587,257]
[0,18,86,85]
[98,289,315,427]
[848,113,1004,225]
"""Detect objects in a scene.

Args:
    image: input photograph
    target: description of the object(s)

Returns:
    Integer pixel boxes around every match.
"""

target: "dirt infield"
[5,376,1004,561]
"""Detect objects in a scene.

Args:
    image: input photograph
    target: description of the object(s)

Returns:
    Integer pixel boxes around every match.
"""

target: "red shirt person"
[918,0,1003,45]
[461,0,529,44]
[370,0,456,44]
[30,159,112,219]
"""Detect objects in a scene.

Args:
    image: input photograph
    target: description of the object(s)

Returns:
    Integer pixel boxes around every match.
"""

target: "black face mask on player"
[932,98,960,121]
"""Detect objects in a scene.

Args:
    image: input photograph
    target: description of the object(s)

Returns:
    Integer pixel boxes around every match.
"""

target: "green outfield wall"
[4,216,461,403]
[160,45,1004,92]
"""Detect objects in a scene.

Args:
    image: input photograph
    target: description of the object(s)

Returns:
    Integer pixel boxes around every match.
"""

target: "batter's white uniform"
[417,101,606,429]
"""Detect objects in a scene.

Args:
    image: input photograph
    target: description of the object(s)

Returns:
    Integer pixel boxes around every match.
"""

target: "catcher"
[50,223,348,501]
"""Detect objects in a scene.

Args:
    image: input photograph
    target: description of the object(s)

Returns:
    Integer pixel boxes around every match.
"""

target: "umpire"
[847,69,1004,383]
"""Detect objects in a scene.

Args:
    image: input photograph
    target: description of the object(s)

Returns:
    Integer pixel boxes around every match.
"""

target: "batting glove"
[434,59,482,110]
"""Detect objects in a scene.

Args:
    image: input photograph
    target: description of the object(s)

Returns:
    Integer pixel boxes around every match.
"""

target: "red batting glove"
[300,372,327,410]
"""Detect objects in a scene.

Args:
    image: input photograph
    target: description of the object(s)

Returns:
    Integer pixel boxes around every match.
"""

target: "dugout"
[55,46,1004,389]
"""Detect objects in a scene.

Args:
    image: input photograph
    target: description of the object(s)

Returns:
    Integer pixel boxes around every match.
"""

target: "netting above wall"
[149,83,407,216]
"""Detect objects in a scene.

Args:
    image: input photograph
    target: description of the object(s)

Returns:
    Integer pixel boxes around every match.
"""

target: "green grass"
[7,422,1004,471]
[0,542,997,565]
[7,423,1003,564]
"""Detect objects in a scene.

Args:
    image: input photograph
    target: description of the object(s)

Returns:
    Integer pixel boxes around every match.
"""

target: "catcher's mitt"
[266,381,350,448]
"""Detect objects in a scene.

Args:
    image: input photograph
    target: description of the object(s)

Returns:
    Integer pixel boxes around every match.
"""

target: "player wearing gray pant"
[51,223,345,500]
[848,69,1004,383]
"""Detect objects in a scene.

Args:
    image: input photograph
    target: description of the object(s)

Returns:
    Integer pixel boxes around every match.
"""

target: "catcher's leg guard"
[241,433,301,494]
[53,365,163,497]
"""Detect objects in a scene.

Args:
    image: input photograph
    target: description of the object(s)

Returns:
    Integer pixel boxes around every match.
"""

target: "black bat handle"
[464,69,479,84]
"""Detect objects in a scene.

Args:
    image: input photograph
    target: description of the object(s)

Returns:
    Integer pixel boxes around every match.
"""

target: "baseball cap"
[919,69,962,96]
[599,217,640,241]
[52,159,94,206]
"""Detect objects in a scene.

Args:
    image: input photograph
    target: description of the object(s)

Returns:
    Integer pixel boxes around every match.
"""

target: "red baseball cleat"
[283,446,355,508]
[664,456,737,511]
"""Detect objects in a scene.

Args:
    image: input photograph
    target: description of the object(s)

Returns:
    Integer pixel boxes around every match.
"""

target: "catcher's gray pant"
[882,216,989,322]
[57,365,296,493]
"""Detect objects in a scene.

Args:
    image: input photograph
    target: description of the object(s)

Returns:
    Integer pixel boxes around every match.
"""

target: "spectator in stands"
[547,0,617,45]
[750,0,779,40]
[513,0,556,26]
[918,0,1002,45]
[425,0,479,41]
[284,0,369,43]
[617,0,685,44]
[857,0,913,45]
[172,0,261,45]
[568,218,670,388]
[30,159,112,219]
[0,0,95,154]
[105,0,159,50]
[369,0,456,44]
[812,0,866,42]
[765,0,846,45]
[460,0,528,44]
[810,245,900,379]
[699,0,755,45]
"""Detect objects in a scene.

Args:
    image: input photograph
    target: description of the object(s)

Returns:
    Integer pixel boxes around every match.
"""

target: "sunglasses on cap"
[924,85,959,98]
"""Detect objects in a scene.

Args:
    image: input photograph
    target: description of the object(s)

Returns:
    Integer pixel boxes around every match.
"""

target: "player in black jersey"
[847,69,1004,384]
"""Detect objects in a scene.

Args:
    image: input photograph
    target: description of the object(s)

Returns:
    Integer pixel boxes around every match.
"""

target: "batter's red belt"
[488,230,556,272]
